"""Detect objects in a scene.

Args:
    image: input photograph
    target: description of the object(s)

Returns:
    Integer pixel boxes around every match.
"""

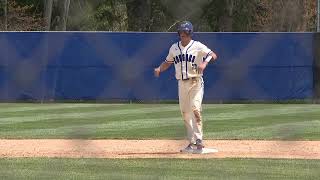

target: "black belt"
[181,77,199,81]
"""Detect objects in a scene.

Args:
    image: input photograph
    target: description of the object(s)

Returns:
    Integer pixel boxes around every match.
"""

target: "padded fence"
[0,32,314,101]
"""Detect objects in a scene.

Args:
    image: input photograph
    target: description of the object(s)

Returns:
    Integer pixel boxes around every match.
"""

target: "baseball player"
[154,21,218,153]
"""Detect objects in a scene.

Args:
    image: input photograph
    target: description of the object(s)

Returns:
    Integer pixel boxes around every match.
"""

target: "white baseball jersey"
[165,40,212,80]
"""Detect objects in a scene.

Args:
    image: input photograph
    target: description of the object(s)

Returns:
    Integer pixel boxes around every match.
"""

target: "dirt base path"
[1,140,320,159]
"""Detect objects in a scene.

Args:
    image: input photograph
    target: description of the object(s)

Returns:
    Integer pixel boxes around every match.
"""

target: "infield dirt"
[1,140,320,159]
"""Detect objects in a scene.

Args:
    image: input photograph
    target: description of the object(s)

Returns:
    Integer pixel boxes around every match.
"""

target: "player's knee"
[193,110,202,123]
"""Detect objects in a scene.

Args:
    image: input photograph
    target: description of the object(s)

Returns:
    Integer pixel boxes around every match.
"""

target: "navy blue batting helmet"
[177,21,193,35]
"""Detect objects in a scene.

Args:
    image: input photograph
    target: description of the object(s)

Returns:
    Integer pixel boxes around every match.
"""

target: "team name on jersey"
[173,54,196,64]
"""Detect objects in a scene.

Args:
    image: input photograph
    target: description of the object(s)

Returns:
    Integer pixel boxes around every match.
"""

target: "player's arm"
[154,61,172,77]
[198,51,218,73]
[155,47,174,77]
[207,51,218,62]
[202,51,218,64]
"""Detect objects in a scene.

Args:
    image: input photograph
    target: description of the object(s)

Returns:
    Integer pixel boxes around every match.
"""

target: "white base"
[201,148,219,154]
[180,148,218,154]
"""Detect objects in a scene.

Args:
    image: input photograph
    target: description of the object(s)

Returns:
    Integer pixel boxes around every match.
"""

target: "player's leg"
[180,112,197,153]
[179,80,195,144]
[179,80,196,152]
[190,77,204,149]
[181,112,195,144]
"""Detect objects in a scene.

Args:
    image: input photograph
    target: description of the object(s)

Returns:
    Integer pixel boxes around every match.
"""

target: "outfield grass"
[0,103,319,140]
[0,158,319,180]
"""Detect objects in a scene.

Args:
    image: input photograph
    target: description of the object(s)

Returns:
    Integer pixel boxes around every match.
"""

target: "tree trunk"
[44,0,53,30]
[219,0,234,31]
[0,0,7,31]
[4,0,6,30]
[45,0,70,31]
[61,0,70,31]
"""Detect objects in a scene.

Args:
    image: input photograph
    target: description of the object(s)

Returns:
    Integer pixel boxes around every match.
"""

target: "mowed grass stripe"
[0,104,177,117]
[0,158,319,180]
[0,103,287,115]
[1,104,318,124]
[206,120,320,140]
[0,117,185,139]
[1,104,315,130]
[0,112,182,131]
[0,105,129,117]
[0,103,124,113]
[0,103,319,140]
[0,104,245,117]
[203,104,320,113]
[208,111,320,128]
[0,105,180,124]
[9,111,317,136]
[205,105,320,121]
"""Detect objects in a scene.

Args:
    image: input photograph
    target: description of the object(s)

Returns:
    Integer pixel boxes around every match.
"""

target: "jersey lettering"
[174,54,195,64]
[166,40,212,80]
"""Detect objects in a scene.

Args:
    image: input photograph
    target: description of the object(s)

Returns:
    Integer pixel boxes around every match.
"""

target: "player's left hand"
[198,62,208,74]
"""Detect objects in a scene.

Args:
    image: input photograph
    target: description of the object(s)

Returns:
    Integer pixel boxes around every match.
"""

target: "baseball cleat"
[180,143,196,153]
[192,149,203,154]
[196,139,204,149]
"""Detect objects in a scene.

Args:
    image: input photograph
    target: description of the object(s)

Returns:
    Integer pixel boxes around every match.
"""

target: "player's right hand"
[154,67,161,77]
[198,61,208,74]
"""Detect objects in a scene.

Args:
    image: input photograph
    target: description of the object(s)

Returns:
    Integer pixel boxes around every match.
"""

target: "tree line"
[0,0,317,31]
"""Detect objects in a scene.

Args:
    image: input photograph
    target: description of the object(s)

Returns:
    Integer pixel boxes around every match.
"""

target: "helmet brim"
[178,29,193,35]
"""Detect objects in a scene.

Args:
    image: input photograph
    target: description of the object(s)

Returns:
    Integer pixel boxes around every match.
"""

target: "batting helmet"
[177,21,193,35]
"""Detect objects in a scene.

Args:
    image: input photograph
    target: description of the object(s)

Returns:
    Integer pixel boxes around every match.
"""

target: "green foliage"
[92,0,114,30]
[202,0,225,31]
[66,1,94,31]
[203,0,258,31]
[0,1,5,16]
[148,0,174,32]
[14,0,43,14]
[83,0,128,31]
[232,0,257,31]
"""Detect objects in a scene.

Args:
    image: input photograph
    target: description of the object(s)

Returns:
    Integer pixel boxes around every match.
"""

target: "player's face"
[179,31,191,41]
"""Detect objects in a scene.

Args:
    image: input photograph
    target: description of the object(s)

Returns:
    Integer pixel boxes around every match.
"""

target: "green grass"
[0,158,319,180]
[1,104,320,180]
[0,103,319,140]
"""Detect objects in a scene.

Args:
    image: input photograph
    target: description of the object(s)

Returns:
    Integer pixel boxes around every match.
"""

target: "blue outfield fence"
[0,32,314,101]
